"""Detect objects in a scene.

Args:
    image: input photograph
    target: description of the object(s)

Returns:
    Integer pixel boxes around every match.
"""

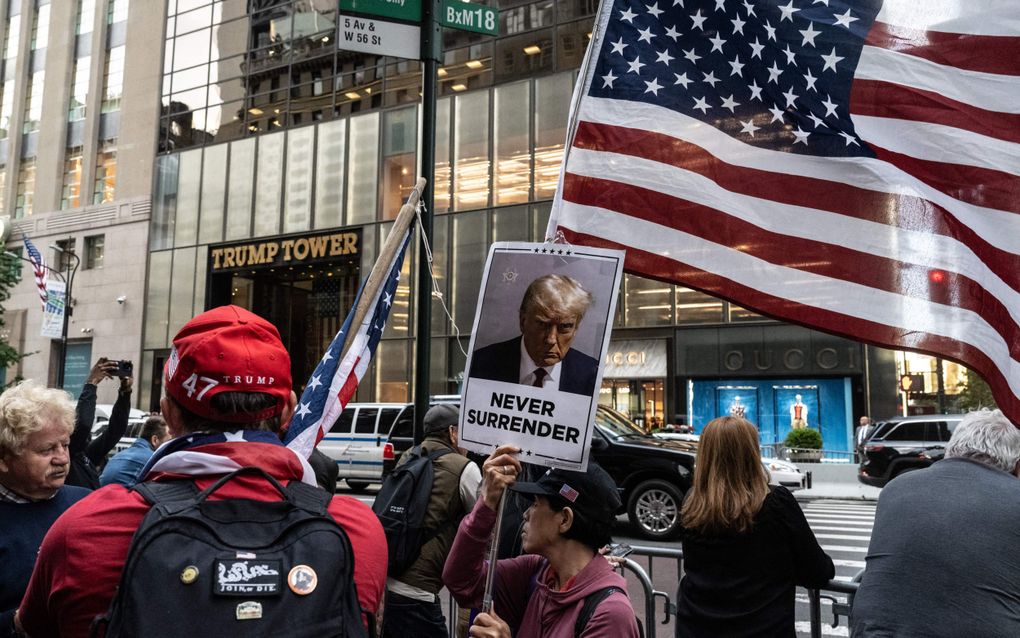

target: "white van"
[316,403,413,490]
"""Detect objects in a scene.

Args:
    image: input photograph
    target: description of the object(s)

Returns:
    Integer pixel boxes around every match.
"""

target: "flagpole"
[339,178,426,361]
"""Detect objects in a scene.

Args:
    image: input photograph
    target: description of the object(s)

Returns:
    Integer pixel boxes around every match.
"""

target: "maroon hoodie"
[443,499,639,638]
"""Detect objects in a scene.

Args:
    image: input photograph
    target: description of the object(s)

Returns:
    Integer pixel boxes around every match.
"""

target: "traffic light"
[900,374,925,393]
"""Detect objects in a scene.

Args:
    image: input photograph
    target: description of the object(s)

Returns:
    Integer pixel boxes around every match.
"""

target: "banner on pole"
[41,280,65,339]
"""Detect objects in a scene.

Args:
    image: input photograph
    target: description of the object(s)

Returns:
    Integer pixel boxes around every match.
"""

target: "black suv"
[384,402,696,541]
[857,414,964,487]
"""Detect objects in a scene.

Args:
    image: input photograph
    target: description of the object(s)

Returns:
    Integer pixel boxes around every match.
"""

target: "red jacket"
[18,442,387,638]
[443,499,639,638]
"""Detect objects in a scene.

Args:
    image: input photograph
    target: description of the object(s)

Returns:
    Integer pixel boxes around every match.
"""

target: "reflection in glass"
[729,304,765,322]
[381,107,417,219]
[429,216,448,336]
[144,251,173,348]
[174,148,201,245]
[169,247,197,336]
[434,97,451,213]
[376,340,409,402]
[676,287,724,324]
[451,211,486,329]
[101,46,125,113]
[254,132,284,236]
[199,143,227,243]
[152,155,179,250]
[346,112,379,224]
[225,138,255,239]
[534,72,571,199]
[494,81,531,205]
[22,71,44,133]
[625,275,673,327]
[493,205,529,243]
[68,57,91,121]
[314,118,345,228]
[284,126,314,232]
[454,91,489,210]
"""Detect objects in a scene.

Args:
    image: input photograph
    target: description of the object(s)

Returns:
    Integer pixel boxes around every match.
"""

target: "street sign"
[439,0,499,36]
[339,0,421,22]
[900,373,925,393]
[338,15,421,59]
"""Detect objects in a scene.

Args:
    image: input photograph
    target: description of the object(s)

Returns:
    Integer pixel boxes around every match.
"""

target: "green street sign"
[339,0,421,22]
[439,0,499,36]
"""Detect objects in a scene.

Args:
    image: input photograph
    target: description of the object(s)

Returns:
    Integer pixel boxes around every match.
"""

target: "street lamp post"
[49,244,80,389]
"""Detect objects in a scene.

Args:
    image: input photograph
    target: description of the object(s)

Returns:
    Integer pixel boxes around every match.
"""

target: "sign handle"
[481,490,507,614]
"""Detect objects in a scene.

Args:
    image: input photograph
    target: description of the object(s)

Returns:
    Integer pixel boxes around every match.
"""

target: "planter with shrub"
[784,428,823,463]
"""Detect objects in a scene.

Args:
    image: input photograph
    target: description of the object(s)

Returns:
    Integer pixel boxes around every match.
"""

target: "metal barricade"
[807,571,864,638]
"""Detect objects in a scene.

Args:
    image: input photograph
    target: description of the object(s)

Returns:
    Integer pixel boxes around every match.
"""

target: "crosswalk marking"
[821,544,868,553]
[803,513,875,520]
[833,559,866,568]
[814,533,873,541]
[809,525,872,532]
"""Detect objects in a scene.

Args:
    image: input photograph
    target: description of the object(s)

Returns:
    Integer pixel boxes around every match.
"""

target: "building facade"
[136,0,971,451]
[0,0,160,402]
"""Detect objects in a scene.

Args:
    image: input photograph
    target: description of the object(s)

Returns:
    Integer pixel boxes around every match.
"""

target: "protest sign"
[459,242,624,471]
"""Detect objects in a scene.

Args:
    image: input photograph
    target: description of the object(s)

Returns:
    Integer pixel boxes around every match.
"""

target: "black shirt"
[677,486,834,637]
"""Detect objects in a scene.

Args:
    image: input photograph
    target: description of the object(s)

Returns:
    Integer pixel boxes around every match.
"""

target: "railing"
[761,443,856,463]
[443,545,860,637]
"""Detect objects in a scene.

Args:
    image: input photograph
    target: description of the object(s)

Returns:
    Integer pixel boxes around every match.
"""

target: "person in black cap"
[442,445,639,638]
[383,404,481,638]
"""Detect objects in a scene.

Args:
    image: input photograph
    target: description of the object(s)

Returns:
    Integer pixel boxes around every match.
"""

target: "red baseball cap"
[164,305,292,423]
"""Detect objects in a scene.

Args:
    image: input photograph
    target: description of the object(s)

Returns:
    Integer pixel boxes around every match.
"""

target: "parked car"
[858,414,964,487]
[384,401,696,541]
[653,432,810,491]
[316,403,410,491]
[90,405,151,457]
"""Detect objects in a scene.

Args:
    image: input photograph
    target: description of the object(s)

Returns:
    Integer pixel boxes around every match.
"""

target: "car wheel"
[627,479,683,540]
[346,480,370,492]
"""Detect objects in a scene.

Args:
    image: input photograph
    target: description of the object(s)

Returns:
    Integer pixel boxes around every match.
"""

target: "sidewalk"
[794,462,882,500]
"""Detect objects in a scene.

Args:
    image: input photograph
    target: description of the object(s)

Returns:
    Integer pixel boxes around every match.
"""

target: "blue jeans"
[382,590,448,638]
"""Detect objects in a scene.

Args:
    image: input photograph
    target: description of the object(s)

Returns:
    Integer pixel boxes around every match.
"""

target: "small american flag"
[559,483,580,503]
[549,0,1020,423]
[283,229,412,458]
[23,236,48,310]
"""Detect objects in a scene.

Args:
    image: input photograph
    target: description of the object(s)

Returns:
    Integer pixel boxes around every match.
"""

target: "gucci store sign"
[603,339,667,379]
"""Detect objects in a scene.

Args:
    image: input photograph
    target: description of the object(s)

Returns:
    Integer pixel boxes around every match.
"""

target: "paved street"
[344,486,876,637]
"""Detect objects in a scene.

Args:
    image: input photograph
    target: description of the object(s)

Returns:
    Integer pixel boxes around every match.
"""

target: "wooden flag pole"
[339,177,427,361]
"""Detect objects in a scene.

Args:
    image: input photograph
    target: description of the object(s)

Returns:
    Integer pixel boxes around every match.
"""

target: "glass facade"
[143,0,791,408]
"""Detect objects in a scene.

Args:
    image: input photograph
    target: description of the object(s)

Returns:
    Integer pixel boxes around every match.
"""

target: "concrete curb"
[792,462,882,501]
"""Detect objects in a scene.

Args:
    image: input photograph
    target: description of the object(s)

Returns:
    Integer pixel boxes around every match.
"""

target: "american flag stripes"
[283,229,412,458]
[22,236,48,310]
[548,0,1020,423]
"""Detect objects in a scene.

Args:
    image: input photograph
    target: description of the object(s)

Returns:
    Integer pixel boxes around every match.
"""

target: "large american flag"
[283,229,412,458]
[549,0,1020,423]
[23,236,48,310]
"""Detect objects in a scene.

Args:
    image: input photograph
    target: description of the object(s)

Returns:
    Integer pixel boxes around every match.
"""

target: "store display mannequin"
[790,394,808,429]
[728,396,747,419]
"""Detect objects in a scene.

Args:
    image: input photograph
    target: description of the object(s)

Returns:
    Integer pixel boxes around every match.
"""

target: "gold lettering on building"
[209,232,360,271]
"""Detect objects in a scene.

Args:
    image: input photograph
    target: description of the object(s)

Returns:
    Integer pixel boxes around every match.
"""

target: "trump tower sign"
[460,242,624,471]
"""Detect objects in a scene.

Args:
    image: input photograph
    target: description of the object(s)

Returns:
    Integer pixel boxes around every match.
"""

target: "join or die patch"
[214,559,282,596]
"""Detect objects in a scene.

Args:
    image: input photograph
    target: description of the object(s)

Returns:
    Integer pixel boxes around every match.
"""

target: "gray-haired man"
[851,409,1020,637]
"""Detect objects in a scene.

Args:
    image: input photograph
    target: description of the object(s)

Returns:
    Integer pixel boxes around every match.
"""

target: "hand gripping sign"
[459,242,624,471]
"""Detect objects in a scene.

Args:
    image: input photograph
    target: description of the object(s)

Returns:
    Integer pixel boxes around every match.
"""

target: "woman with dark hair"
[677,416,834,637]
[443,445,639,638]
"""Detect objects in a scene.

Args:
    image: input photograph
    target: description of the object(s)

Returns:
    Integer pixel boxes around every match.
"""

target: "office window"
[453,91,490,210]
[14,159,36,218]
[68,56,90,121]
[107,0,128,24]
[380,106,417,219]
[22,71,44,133]
[54,238,77,272]
[76,0,96,35]
[494,81,531,205]
[624,275,673,327]
[94,142,117,204]
[4,15,20,62]
[84,235,105,270]
[61,148,84,209]
[0,78,14,140]
[101,46,125,113]
[30,3,49,51]
[676,287,724,324]
[534,72,571,199]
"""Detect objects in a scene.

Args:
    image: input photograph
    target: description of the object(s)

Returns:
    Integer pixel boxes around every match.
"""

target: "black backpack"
[95,467,369,638]
[371,445,451,576]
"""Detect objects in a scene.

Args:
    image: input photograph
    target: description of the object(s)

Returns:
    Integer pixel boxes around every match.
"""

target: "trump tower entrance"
[205,229,363,393]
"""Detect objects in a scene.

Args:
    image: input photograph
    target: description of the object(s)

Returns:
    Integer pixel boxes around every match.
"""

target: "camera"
[114,360,133,378]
